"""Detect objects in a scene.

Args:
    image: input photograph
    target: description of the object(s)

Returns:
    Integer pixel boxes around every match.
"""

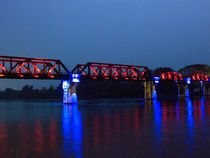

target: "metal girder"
[191,74,208,81]
[71,62,153,81]
[160,72,183,80]
[0,56,70,80]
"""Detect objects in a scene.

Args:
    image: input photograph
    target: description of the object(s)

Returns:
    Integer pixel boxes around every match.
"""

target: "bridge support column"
[178,81,189,97]
[143,81,154,99]
[62,80,78,104]
[69,83,78,104]
[204,83,210,96]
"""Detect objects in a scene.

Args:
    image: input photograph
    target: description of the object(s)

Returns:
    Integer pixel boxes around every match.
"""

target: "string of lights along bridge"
[0,56,209,103]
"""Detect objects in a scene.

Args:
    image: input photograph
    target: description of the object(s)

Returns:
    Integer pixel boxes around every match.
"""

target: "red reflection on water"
[193,99,201,119]
[0,122,8,157]
[114,111,121,132]
[124,109,131,131]
[178,98,186,121]
[34,119,43,153]
[162,103,167,122]
[104,113,111,137]
[205,97,210,116]
[93,115,100,147]
[176,104,180,122]
[18,121,28,155]
[134,107,140,132]
[169,103,174,120]
[162,102,169,133]
[49,119,57,150]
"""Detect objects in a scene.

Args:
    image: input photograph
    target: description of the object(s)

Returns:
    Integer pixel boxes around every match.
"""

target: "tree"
[153,67,174,75]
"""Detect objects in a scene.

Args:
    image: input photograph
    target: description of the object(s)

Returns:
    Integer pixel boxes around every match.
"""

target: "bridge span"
[0,56,209,103]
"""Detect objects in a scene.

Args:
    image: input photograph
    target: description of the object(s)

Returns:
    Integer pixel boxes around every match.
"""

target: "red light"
[49,75,55,78]
[48,64,57,74]
[0,64,7,73]
[90,66,99,76]
[33,75,39,78]
[18,74,24,77]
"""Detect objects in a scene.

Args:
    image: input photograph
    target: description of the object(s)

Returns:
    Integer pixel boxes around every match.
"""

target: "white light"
[154,77,160,84]
[62,80,70,90]
[72,74,80,83]
[185,78,191,85]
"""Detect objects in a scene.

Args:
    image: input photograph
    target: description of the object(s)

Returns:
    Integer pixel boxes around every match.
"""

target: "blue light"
[62,80,70,90]
[70,93,78,104]
[185,78,191,85]
[62,80,71,103]
[186,88,190,96]
[200,81,203,84]
[154,77,160,84]
[72,74,80,83]
[152,89,157,98]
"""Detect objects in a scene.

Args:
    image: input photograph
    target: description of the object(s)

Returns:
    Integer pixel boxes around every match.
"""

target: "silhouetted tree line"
[152,67,174,75]
[0,84,63,99]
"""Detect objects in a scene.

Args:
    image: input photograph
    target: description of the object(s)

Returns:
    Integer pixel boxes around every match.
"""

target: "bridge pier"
[62,80,78,104]
[143,81,154,99]
[69,83,78,103]
[178,81,189,97]
[204,83,210,96]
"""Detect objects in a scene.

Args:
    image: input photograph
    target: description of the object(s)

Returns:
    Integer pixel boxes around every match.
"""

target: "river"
[0,97,210,157]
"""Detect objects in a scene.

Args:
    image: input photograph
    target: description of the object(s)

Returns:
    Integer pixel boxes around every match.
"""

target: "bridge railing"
[0,56,70,79]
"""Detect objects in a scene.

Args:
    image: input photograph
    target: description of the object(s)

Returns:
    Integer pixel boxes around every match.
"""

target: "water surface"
[0,97,210,158]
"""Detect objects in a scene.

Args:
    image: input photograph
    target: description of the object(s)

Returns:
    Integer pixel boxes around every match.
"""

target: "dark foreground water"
[0,97,210,158]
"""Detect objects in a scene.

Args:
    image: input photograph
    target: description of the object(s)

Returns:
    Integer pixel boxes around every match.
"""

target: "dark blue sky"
[0,0,209,89]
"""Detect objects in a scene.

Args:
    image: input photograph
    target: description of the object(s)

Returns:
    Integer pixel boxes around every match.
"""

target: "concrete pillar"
[69,83,78,104]
[204,83,210,96]
[62,80,78,104]
[152,84,157,98]
[178,82,189,97]
[143,81,154,99]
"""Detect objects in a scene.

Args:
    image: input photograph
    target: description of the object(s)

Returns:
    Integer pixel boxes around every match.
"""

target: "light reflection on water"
[0,97,209,157]
[62,104,82,158]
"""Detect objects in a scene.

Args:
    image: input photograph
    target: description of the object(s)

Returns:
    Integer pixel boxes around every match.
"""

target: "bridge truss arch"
[159,72,183,81]
[71,62,153,81]
[0,56,71,80]
[191,74,208,81]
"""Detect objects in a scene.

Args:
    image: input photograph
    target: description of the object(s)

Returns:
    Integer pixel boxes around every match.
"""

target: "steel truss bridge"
[71,62,153,81]
[0,56,70,80]
[155,72,209,82]
[0,56,209,82]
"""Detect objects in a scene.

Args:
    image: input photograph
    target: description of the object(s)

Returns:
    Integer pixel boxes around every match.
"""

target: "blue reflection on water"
[153,99,162,141]
[186,97,194,146]
[62,104,83,158]
[187,97,194,127]
[152,89,157,99]
[201,97,205,119]
[176,102,180,121]
[186,87,190,97]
